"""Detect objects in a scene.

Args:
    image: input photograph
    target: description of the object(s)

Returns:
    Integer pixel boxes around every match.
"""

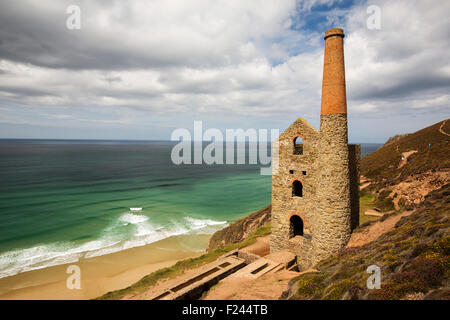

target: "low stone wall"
[237,251,261,264]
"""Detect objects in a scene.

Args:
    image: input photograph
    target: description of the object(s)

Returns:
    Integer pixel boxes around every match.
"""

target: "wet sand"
[0,233,211,300]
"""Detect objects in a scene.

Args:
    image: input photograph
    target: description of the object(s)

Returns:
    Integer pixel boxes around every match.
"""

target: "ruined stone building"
[270,28,360,270]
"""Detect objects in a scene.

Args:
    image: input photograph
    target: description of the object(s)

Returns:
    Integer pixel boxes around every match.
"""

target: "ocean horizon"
[0,140,382,279]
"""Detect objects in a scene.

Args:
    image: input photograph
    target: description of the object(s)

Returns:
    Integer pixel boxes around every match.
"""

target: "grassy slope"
[287,184,450,300]
[97,223,271,300]
[359,191,379,225]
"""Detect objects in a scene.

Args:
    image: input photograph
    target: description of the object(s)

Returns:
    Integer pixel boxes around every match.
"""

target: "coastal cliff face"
[206,205,271,252]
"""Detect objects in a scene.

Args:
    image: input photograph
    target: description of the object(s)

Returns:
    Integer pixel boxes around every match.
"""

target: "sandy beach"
[0,233,211,300]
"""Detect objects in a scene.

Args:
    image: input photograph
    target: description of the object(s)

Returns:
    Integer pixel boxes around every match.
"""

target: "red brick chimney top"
[324,28,345,40]
[320,28,347,115]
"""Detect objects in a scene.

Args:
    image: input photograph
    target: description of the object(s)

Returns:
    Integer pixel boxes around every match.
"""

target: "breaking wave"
[0,212,227,279]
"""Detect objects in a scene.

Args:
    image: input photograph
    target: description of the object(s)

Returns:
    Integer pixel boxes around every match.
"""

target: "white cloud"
[344,0,450,118]
[0,0,448,141]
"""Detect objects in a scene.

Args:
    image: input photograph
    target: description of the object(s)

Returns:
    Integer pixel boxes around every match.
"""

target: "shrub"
[323,279,356,300]
[410,243,429,258]
[367,283,400,300]
[293,273,326,299]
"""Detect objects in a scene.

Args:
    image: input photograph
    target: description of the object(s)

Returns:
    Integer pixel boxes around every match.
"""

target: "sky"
[0,0,448,143]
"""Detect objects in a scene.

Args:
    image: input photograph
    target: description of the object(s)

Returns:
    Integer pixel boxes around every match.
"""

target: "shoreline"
[0,233,211,300]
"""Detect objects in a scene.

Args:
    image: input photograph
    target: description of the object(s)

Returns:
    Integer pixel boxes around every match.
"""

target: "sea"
[0,140,382,279]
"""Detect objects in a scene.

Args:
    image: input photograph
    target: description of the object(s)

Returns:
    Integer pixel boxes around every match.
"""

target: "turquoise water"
[0,140,380,278]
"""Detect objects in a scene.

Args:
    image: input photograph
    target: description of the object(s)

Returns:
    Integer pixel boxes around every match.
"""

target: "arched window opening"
[293,136,303,155]
[292,180,303,197]
[289,215,304,238]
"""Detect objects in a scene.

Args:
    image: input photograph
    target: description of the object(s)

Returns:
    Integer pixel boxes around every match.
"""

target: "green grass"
[359,191,380,225]
[97,222,271,300]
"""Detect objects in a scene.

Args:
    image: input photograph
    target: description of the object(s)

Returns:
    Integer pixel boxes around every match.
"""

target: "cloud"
[0,0,299,70]
[344,0,450,117]
[0,0,448,141]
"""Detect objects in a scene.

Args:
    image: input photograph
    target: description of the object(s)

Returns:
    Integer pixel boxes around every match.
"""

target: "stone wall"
[270,118,319,259]
[312,113,352,265]
[270,115,360,269]
[349,144,361,231]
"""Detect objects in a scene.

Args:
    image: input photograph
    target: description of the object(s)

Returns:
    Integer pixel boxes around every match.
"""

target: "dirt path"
[202,269,300,300]
[439,119,450,137]
[347,210,415,248]
[398,150,417,169]
[359,176,371,190]
[360,182,371,190]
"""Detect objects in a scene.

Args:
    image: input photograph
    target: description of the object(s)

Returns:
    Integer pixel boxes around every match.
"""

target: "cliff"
[206,205,271,251]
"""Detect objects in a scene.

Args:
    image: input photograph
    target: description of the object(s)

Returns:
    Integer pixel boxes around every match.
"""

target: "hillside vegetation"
[285,184,450,300]
[361,119,450,187]
[361,119,450,211]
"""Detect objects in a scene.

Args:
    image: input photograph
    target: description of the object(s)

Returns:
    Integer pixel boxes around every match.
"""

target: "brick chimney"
[320,28,347,115]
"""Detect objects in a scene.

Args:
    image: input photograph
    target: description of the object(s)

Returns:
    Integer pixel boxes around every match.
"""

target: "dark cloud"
[0,86,54,97]
[351,72,450,101]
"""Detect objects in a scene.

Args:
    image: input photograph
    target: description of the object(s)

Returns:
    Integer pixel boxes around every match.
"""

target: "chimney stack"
[312,28,352,265]
[320,28,347,115]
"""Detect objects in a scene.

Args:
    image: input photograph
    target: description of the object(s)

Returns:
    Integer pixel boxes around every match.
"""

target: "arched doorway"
[289,215,304,238]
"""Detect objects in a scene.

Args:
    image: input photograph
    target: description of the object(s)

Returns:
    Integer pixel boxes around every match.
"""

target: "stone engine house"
[270,28,360,270]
